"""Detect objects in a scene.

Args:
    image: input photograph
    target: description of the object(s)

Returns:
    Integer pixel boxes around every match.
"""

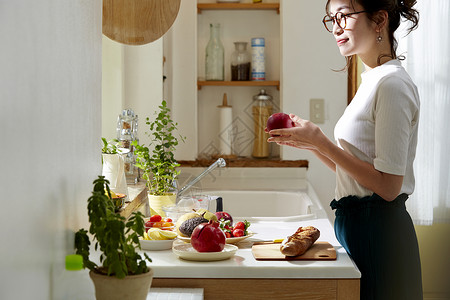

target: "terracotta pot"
[89,269,153,300]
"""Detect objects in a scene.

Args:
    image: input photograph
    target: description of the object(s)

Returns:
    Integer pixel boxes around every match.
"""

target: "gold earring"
[376,31,382,42]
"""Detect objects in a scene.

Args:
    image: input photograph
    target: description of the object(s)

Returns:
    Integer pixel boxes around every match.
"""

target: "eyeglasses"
[322,11,367,33]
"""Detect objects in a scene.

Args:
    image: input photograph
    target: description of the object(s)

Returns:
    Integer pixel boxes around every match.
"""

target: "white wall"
[0,1,102,299]
[281,0,347,220]
[164,0,199,160]
[102,37,163,148]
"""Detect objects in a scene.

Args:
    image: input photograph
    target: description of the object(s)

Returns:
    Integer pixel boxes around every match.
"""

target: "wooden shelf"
[197,3,280,14]
[198,80,280,90]
[179,158,308,168]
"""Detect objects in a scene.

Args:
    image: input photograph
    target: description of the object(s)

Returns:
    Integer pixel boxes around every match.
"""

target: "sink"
[203,190,317,222]
[177,167,326,222]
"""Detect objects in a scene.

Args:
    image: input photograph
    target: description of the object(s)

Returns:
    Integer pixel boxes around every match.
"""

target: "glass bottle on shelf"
[252,89,274,158]
[231,42,251,81]
[205,23,224,81]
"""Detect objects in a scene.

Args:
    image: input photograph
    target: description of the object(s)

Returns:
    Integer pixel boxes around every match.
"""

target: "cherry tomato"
[164,218,173,222]
[225,231,232,238]
[152,221,164,228]
[150,215,162,222]
[234,221,245,231]
[161,222,173,229]
[232,229,245,237]
[145,221,154,228]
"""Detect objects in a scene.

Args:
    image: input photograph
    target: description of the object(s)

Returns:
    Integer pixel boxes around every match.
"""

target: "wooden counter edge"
[119,184,148,219]
[152,278,359,300]
[178,158,309,168]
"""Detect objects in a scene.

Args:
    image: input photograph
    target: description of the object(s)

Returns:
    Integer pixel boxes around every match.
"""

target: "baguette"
[280,226,320,257]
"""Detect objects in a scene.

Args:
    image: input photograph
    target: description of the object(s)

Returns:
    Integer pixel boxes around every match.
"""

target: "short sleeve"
[373,76,419,175]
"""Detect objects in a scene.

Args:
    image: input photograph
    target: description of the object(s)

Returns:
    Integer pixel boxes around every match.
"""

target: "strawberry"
[233,220,251,235]
[232,229,244,237]
[233,221,245,231]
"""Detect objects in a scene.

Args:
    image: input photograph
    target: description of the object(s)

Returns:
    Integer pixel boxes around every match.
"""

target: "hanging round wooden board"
[103,0,181,45]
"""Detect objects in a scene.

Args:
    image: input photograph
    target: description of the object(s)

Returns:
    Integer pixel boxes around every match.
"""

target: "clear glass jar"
[231,42,251,81]
[252,89,273,158]
[205,23,224,81]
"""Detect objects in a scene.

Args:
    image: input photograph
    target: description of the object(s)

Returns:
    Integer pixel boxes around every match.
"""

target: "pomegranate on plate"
[191,220,226,252]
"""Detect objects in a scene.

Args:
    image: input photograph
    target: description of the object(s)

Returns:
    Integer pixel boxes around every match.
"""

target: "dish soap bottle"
[205,23,224,81]
[252,89,273,158]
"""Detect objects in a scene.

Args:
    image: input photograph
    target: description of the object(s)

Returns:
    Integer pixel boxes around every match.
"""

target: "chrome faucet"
[177,158,226,197]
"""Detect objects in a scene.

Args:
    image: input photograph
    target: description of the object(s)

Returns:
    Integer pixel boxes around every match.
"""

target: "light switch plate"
[310,98,325,124]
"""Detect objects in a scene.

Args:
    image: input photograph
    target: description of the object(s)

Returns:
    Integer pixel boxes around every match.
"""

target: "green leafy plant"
[75,176,151,279]
[101,137,120,154]
[132,100,185,196]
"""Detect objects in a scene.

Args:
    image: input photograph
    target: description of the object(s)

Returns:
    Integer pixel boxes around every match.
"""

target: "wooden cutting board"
[103,0,181,45]
[252,241,336,261]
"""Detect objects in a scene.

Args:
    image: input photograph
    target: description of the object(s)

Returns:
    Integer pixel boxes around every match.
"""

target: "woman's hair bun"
[397,0,419,33]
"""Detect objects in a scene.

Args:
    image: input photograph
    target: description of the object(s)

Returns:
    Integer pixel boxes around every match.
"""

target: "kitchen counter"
[124,168,360,299]
[142,218,360,299]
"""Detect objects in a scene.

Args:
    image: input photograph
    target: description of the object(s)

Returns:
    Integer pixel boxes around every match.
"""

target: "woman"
[268,0,422,299]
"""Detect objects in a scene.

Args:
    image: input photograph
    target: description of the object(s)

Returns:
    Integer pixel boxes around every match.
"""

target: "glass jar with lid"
[231,42,251,81]
[252,89,274,158]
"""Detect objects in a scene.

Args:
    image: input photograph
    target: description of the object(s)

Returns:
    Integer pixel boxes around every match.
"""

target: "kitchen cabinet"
[196,1,282,159]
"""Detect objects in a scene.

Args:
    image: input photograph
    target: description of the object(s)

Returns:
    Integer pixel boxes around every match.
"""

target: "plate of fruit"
[139,214,177,251]
[175,210,253,244]
[172,219,238,261]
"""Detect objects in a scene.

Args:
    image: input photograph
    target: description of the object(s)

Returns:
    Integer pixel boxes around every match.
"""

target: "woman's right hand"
[267,114,326,152]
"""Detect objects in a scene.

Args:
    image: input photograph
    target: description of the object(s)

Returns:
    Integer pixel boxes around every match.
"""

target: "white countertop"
[140,218,360,279]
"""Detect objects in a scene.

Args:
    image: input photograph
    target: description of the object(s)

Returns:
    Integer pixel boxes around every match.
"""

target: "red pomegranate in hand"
[191,220,226,252]
[266,113,295,135]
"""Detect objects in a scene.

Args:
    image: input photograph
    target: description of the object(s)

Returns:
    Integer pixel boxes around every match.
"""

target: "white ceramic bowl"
[139,238,175,251]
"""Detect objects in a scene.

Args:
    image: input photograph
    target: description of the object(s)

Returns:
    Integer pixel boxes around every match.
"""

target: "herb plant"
[101,137,120,154]
[132,100,185,196]
[75,176,151,279]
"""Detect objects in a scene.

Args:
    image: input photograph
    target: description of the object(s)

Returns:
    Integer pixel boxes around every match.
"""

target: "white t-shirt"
[334,59,420,199]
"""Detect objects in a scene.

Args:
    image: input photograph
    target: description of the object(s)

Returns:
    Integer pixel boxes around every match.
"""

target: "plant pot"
[102,153,128,196]
[89,269,153,300]
[148,193,176,217]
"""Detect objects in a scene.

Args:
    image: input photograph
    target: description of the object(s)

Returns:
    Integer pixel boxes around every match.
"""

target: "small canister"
[251,37,265,81]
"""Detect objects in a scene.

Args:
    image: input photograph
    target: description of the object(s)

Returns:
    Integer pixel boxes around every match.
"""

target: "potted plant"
[75,176,153,300]
[101,138,128,206]
[132,100,185,216]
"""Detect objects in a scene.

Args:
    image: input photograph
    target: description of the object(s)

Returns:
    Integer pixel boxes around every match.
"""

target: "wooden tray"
[252,241,336,261]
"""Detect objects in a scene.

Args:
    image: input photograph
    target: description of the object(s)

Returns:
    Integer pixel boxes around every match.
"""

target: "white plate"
[178,231,254,245]
[139,238,175,251]
[172,243,238,261]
